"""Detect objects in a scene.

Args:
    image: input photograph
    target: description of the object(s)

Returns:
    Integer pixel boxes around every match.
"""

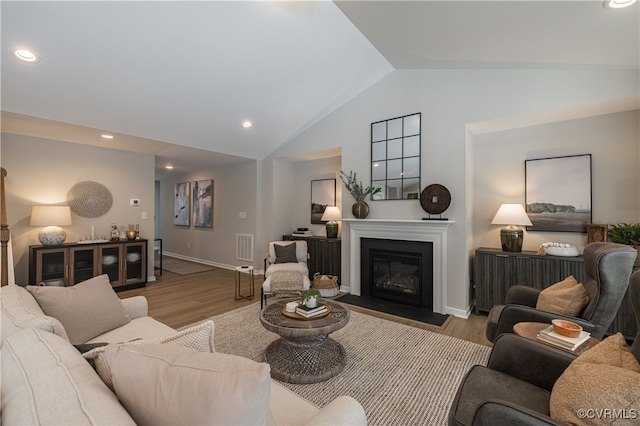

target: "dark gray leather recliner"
[448,268,640,426]
[485,242,637,343]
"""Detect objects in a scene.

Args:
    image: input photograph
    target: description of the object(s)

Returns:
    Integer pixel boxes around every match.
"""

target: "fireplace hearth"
[361,238,433,309]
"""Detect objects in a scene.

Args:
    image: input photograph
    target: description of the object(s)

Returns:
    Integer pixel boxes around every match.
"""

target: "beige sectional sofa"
[1,276,367,425]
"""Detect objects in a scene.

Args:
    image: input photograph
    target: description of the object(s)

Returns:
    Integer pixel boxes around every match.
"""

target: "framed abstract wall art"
[525,154,592,233]
[193,179,213,228]
[173,182,190,226]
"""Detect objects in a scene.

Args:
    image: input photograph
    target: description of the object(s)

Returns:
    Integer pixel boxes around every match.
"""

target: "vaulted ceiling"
[2,1,638,177]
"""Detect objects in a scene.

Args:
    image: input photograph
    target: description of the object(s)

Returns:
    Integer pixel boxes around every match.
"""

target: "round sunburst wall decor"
[67,181,113,218]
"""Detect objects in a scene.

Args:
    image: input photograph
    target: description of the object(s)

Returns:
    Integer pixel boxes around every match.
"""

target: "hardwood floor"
[119,267,492,347]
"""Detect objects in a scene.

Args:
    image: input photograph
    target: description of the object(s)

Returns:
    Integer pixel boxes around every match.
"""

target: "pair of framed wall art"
[174,180,213,228]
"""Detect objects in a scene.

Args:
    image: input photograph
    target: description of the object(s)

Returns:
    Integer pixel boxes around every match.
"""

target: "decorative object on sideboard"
[30,205,72,246]
[311,179,336,224]
[586,223,608,243]
[66,181,113,218]
[321,206,341,238]
[419,183,451,220]
[537,242,579,257]
[491,204,533,252]
[340,170,381,219]
[608,222,640,261]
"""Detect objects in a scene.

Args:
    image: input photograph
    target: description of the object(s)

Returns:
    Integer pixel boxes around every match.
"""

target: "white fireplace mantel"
[342,219,454,315]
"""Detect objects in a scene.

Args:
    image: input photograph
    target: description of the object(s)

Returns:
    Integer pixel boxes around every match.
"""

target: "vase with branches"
[340,171,381,219]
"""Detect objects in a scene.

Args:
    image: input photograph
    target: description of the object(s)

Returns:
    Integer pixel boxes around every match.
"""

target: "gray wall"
[472,110,639,251]
[157,160,259,269]
[2,133,155,284]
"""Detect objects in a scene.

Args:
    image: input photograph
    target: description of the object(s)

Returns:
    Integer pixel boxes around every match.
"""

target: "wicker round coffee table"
[260,299,349,384]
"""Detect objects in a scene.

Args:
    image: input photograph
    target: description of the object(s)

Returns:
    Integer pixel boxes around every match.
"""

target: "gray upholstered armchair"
[485,242,637,343]
[449,268,640,426]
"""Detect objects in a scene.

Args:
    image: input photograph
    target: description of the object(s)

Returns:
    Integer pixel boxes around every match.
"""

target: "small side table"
[513,322,599,355]
[235,266,255,300]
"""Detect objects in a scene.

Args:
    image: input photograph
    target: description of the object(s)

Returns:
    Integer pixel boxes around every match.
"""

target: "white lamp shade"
[30,205,72,226]
[321,206,341,222]
[491,204,532,226]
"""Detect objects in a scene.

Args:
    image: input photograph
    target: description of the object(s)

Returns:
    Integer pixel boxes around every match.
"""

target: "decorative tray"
[281,304,331,320]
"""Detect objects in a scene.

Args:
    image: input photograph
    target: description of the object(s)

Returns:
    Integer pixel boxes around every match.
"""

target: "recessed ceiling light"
[13,48,40,63]
[242,121,252,128]
[101,134,114,139]
[603,0,637,9]
[165,165,174,170]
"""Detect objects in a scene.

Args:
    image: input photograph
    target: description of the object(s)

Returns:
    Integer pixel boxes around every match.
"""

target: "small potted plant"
[302,288,321,308]
[608,223,640,261]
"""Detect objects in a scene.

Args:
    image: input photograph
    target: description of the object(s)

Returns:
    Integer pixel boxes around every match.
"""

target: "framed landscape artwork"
[525,154,592,233]
[311,179,336,224]
[192,179,213,228]
[173,182,190,226]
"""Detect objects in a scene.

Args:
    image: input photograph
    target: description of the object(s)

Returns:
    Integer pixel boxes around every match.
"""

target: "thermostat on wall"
[130,198,140,206]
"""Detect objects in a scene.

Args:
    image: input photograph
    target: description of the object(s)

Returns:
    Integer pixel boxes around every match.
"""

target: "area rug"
[161,256,214,275]
[335,293,449,326]
[206,303,490,426]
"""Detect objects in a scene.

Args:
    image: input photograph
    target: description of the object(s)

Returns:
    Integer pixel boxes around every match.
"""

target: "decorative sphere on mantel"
[352,201,370,219]
[39,226,67,246]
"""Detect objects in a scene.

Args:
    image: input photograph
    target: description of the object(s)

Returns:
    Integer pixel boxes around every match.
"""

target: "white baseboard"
[162,252,263,275]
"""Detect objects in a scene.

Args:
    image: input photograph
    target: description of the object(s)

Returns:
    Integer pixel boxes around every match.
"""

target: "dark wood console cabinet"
[283,235,341,283]
[473,247,638,339]
[30,239,147,291]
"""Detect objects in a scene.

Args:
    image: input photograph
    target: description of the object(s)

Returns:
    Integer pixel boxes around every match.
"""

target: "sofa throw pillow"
[536,275,589,317]
[2,327,136,425]
[550,333,640,425]
[104,343,272,426]
[1,284,70,342]
[83,320,215,391]
[274,243,298,264]
[26,274,130,345]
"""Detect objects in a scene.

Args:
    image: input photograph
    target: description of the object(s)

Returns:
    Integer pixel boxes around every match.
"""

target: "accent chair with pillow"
[485,242,637,343]
[448,268,640,426]
[262,240,311,307]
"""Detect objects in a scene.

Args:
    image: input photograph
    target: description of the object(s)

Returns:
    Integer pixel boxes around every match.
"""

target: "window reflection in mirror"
[371,113,421,200]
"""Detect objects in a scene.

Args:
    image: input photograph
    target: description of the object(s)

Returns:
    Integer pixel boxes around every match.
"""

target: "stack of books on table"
[295,304,328,318]
[536,325,591,351]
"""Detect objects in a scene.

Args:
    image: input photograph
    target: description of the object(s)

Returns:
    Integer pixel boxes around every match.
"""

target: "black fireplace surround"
[361,238,434,309]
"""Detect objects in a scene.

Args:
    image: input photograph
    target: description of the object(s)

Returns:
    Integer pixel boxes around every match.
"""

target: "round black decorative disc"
[420,184,451,215]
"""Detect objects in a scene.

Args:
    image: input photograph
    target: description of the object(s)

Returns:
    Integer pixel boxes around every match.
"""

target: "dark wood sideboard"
[473,247,638,339]
[283,235,341,283]
[29,239,147,291]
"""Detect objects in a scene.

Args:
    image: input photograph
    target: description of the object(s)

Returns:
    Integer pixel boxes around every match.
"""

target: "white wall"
[263,68,640,316]
[158,160,259,270]
[472,110,639,252]
[2,133,156,284]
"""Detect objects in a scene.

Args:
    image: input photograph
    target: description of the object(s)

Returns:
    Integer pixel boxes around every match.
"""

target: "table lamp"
[30,205,72,246]
[321,206,341,238]
[491,204,532,252]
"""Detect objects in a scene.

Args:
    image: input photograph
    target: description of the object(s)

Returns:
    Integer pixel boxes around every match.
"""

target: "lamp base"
[500,226,524,252]
[326,222,338,239]
[39,226,67,246]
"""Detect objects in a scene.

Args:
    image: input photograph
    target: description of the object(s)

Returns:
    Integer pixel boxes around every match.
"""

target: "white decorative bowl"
[43,278,65,287]
[126,253,141,263]
[102,255,118,265]
[546,246,579,257]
